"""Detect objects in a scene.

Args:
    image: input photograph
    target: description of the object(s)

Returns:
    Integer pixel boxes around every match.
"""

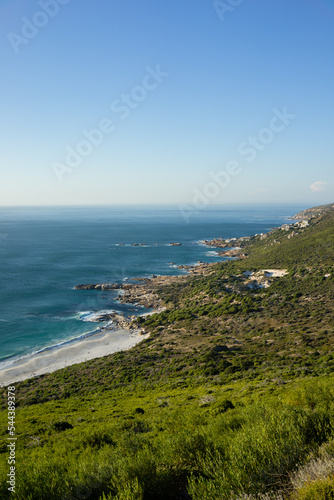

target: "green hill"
[291,202,334,221]
[1,204,334,500]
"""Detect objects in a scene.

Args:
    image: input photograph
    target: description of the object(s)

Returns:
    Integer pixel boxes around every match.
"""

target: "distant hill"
[291,202,334,220]
[240,205,334,268]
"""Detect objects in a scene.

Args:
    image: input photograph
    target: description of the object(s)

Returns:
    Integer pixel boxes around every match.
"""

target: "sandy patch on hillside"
[243,269,288,289]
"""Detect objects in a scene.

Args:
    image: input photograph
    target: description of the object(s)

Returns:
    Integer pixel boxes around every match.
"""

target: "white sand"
[244,269,287,278]
[263,269,288,277]
[0,328,149,387]
[244,269,288,289]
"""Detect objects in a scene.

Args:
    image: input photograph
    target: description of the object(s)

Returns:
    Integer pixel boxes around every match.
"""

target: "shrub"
[211,399,235,415]
[52,421,73,432]
[134,407,145,415]
[294,475,334,499]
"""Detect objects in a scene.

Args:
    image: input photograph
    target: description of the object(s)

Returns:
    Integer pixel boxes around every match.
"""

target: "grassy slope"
[1,207,334,499]
[291,202,334,220]
[243,208,334,267]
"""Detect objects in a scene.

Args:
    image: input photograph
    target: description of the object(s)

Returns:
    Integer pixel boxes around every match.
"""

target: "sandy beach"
[0,259,238,387]
[0,328,149,387]
[0,275,177,388]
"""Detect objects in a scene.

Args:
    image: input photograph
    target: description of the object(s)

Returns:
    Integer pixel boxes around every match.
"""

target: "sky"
[0,0,333,207]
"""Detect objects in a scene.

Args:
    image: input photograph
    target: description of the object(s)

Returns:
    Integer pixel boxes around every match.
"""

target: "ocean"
[0,204,306,368]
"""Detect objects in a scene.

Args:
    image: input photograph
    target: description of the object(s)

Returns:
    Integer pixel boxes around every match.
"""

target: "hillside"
[291,202,334,220]
[1,204,334,499]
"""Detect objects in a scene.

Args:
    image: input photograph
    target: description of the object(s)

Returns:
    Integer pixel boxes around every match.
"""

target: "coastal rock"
[92,311,136,330]
[204,238,231,248]
[204,235,252,249]
[169,242,182,246]
[74,284,100,290]
[74,283,132,290]
[217,248,246,259]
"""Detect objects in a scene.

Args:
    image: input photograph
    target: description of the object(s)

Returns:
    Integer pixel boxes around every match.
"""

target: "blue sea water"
[0,204,306,367]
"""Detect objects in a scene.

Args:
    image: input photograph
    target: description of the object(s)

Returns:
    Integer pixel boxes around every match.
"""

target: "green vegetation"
[1,207,334,499]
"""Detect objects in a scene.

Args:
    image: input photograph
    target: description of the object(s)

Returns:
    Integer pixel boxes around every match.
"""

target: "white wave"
[0,327,105,371]
[205,251,220,257]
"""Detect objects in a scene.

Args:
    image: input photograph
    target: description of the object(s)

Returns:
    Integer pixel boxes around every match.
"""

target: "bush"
[294,475,334,499]
[52,421,73,432]
[211,399,235,415]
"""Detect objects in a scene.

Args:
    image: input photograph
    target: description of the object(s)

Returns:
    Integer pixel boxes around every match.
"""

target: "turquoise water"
[0,204,306,366]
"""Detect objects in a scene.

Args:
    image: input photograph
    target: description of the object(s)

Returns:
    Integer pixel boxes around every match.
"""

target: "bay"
[0,204,306,366]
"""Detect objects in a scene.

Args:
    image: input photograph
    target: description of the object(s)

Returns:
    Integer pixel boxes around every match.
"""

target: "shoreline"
[0,248,248,387]
[0,328,149,387]
[0,220,289,387]
[0,265,217,387]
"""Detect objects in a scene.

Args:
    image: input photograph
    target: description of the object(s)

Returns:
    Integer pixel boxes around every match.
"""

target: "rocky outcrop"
[94,312,137,330]
[202,236,250,249]
[218,249,246,259]
[74,283,132,290]
[201,238,229,248]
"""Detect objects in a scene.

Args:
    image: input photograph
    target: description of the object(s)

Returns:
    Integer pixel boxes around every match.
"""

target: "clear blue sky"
[0,0,333,206]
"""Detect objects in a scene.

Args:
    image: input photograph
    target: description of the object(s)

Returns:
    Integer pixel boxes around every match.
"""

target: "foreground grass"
[1,376,334,499]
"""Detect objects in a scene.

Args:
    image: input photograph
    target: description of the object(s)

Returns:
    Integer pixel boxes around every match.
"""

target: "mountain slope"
[291,202,334,220]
